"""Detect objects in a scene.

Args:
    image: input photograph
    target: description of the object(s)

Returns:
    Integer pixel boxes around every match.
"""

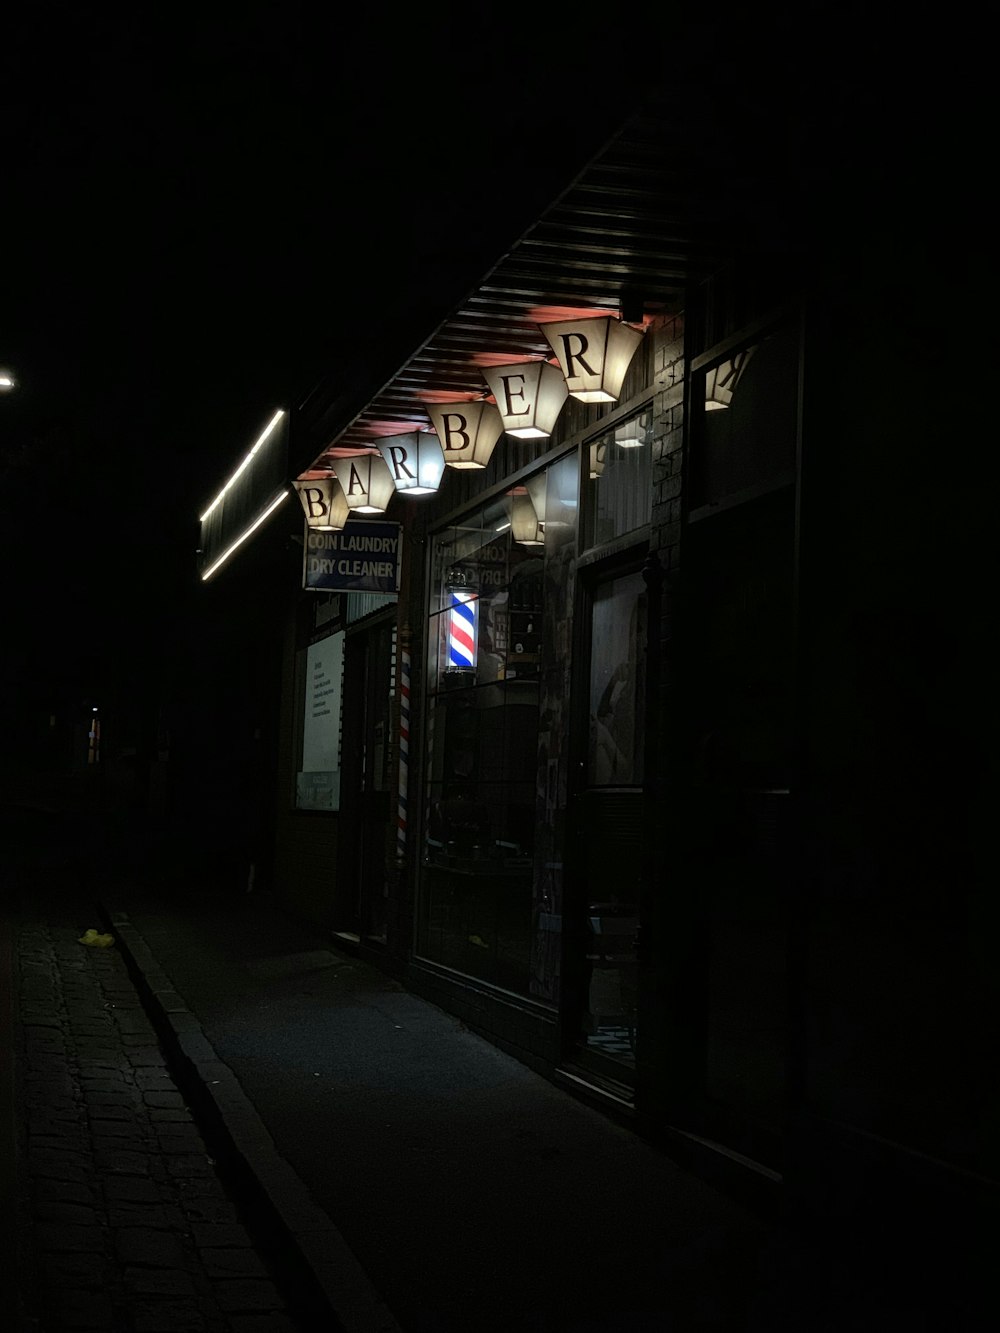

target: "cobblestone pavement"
[12,889,307,1333]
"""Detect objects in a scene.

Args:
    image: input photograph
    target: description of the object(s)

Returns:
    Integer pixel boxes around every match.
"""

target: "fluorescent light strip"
[199,409,285,522]
[200,491,289,582]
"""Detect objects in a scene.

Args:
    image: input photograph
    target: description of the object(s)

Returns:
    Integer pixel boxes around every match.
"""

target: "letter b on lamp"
[426,401,504,470]
[294,478,349,530]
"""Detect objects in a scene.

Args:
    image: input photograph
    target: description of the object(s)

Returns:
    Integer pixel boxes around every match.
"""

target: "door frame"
[560,540,651,1091]
[334,607,395,943]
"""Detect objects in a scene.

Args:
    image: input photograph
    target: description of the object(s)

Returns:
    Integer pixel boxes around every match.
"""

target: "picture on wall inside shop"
[296,631,344,810]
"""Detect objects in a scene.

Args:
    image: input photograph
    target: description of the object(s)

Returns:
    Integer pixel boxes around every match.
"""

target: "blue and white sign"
[303,522,401,595]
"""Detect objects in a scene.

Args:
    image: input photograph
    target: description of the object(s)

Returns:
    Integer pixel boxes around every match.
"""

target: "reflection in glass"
[583,406,653,550]
[419,456,578,996]
[693,324,797,507]
[588,571,646,787]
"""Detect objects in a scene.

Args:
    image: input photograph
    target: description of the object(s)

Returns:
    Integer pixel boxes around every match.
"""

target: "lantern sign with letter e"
[331,453,397,513]
[377,430,445,495]
[426,401,504,470]
[481,361,568,439]
[541,315,644,403]
[294,478,349,530]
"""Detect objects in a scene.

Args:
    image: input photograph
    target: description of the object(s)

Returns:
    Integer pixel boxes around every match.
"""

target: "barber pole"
[448,590,478,670]
[397,647,411,861]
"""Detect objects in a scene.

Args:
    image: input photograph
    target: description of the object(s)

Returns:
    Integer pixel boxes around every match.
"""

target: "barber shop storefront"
[196,99,993,1248]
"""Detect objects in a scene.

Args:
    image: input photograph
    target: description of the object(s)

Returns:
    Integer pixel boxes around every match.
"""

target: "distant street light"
[0,368,15,391]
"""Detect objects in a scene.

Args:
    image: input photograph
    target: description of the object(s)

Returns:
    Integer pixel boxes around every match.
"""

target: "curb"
[98,903,403,1333]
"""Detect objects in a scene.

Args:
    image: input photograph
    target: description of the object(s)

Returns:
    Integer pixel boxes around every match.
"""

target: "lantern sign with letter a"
[331,453,397,513]
[540,315,644,404]
[425,401,505,470]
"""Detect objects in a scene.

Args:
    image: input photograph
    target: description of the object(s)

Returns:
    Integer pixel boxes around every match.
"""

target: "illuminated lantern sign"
[481,360,568,439]
[377,430,446,494]
[331,453,397,513]
[540,316,644,403]
[426,401,504,470]
[294,478,349,530]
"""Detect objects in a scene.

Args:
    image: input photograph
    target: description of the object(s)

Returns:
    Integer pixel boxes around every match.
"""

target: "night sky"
[2,10,639,709]
[1,7,973,723]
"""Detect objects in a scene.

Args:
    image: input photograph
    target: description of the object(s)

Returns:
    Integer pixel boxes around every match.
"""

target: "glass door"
[568,562,647,1082]
[336,613,394,944]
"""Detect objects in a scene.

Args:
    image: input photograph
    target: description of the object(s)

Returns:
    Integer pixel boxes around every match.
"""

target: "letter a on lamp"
[294,478,349,530]
[377,430,445,495]
[425,401,504,470]
[331,453,397,513]
[481,361,569,439]
[541,316,644,404]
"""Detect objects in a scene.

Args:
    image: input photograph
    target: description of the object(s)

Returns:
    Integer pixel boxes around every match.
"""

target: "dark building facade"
[194,89,994,1263]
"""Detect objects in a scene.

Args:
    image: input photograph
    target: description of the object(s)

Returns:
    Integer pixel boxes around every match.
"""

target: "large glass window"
[418,454,578,994]
[583,406,653,551]
[587,570,647,788]
[691,322,798,510]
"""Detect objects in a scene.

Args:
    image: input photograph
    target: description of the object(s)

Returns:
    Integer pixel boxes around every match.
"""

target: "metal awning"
[292,96,744,478]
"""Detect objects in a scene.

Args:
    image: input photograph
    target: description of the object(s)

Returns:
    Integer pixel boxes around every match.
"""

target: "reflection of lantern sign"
[705,346,755,410]
[448,590,478,670]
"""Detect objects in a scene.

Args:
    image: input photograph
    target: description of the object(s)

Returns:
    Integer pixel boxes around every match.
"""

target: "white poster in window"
[298,631,344,808]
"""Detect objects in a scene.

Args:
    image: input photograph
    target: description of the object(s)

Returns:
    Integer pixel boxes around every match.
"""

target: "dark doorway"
[336,612,395,944]
[566,559,648,1086]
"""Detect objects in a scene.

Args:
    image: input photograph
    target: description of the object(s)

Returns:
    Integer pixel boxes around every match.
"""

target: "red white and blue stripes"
[397,647,410,860]
[448,590,477,670]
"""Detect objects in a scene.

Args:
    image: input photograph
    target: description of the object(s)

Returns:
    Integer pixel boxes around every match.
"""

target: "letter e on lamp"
[540,316,644,404]
[331,453,397,513]
[377,430,445,494]
[481,361,568,440]
[425,401,504,470]
[295,478,349,530]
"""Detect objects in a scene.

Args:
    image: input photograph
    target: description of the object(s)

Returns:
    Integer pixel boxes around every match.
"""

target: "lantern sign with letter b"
[295,478,349,530]
[425,401,505,470]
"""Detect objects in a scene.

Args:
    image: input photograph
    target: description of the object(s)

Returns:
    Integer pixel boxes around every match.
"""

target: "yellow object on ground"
[78,928,115,948]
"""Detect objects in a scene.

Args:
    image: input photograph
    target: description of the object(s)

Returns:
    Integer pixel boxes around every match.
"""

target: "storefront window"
[587,570,646,788]
[419,455,578,994]
[583,406,653,551]
[691,322,798,509]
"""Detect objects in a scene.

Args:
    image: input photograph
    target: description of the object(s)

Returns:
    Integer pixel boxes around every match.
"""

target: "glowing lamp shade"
[481,361,568,439]
[377,430,445,494]
[426,401,504,469]
[540,316,644,403]
[331,453,396,513]
[705,346,756,410]
[295,478,349,530]
[509,490,544,546]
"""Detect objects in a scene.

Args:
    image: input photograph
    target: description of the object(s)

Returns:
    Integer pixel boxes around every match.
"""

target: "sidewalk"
[84,874,973,1333]
[5,792,988,1332]
[5,874,311,1332]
